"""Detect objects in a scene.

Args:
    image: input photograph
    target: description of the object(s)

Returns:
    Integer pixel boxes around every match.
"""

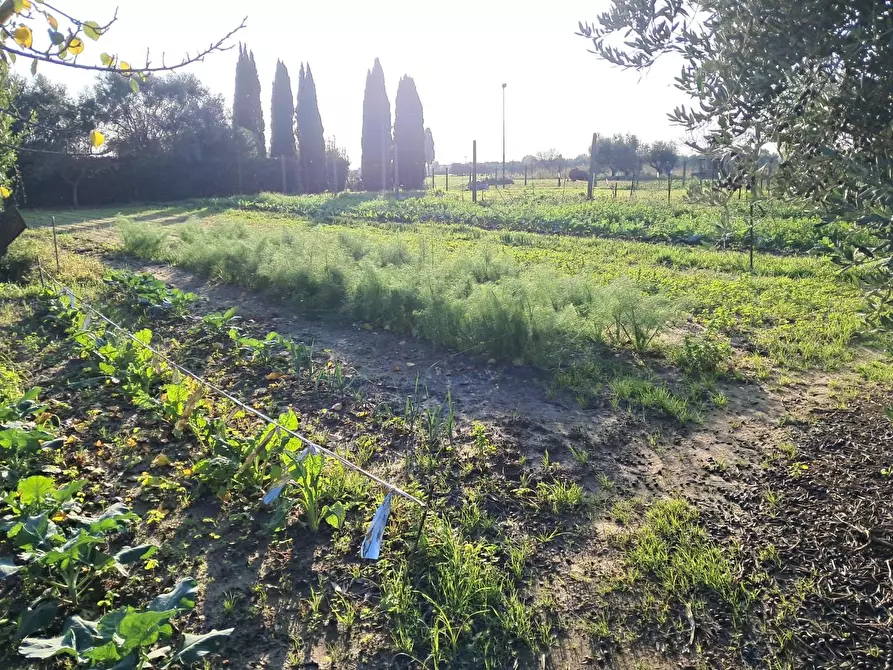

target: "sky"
[19,0,689,164]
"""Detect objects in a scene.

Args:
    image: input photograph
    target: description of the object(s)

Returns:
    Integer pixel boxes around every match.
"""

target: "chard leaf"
[149,578,198,612]
[173,628,234,664]
[114,544,157,564]
[18,629,77,659]
[17,598,59,638]
[17,475,55,506]
[0,556,21,578]
[116,609,174,653]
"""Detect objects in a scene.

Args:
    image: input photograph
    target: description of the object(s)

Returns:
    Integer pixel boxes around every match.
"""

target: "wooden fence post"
[472,140,477,204]
[587,132,597,201]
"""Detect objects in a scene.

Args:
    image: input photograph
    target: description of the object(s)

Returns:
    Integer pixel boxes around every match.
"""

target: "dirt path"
[110,257,815,504]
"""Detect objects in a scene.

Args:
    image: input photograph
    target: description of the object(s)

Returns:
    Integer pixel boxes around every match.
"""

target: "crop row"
[2,265,587,667]
[209,191,866,254]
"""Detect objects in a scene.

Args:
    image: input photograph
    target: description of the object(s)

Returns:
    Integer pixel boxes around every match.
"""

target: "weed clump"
[625,498,753,616]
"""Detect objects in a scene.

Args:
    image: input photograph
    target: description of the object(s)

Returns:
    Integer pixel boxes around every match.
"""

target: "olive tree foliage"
[0,1,245,80]
[648,140,678,178]
[578,0,893,324]
[93,73,236,161]
[593,134,643,177]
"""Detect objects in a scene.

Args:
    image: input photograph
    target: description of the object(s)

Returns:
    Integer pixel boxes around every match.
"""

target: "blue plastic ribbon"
[262,445,317,504]
[262,477,291,505]
[360,491,394,560]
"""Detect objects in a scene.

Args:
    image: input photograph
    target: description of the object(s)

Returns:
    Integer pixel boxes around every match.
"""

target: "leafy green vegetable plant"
[192,409,299,492]
[201,306,239,333]
[2,475,85,518]
[268,449,345,533]
[94,329,160,407]
[228,328,280,365]
[4,503,151,606]
[0,389,62,482]
[278,335,315,379]
[106,270,197,317]
[18,578,233,668]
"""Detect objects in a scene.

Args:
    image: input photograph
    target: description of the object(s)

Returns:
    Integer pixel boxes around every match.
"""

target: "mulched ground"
[732,394,893,669]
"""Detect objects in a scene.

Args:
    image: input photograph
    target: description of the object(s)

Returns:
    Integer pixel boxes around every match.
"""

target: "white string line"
[46,274,426,508]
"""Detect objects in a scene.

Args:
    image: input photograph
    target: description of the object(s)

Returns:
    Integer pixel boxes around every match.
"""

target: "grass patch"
[623,498,754,620]
[220,190,861,254]
[856,359,893,385]
[379,517,552,667]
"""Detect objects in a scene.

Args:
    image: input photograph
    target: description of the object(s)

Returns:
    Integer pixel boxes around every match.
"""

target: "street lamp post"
[501,83,507,189]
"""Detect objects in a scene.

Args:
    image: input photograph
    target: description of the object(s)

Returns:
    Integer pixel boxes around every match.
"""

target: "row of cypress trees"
[233,47,428,193]
[361,59,427,191]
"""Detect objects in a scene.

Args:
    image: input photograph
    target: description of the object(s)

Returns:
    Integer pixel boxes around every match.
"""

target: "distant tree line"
[12,50,431,206]
[440,137,778,187]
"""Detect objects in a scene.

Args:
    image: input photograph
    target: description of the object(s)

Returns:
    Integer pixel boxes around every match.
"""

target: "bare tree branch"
[0,16,246,74]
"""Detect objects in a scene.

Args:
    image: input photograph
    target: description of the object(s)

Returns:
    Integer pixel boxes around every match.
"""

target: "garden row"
[1,264,591,668]
[119,213,873,384]
[208,190,865,254]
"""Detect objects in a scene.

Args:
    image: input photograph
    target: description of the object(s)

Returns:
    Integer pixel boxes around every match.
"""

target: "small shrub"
[673,333,733,375]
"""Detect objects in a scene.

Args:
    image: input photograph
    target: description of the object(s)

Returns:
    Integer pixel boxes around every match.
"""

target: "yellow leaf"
[13,25,32,49]
[68,37,84,55]
[90,129,104,149]
[47,14,58,30]
[0,186,10,198]
[120,61,131,71]
[151,453,171,467]
[265,371,283,381]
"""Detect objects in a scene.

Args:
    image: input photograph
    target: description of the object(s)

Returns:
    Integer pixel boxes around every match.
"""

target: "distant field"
[141,189,850,254]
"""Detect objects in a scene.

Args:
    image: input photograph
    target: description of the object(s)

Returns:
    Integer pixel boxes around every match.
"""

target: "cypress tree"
[270,60,297,160]
[360,58,391,191]
[296,64,328,193]
[232,45,266,157]
[394,75,426,190]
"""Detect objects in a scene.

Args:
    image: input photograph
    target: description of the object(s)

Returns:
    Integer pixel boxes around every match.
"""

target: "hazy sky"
[20,1,688,163]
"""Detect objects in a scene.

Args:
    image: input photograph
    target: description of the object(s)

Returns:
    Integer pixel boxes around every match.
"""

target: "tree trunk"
[61,166,86,208]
